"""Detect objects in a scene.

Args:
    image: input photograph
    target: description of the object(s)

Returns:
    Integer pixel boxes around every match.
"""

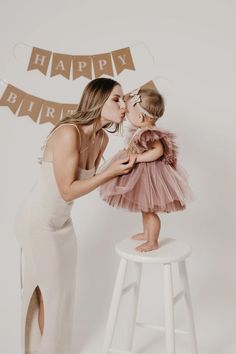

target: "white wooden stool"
[102,237,198,354]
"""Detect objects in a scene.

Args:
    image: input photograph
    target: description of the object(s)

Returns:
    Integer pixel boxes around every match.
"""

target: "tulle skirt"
[99,150,194,213]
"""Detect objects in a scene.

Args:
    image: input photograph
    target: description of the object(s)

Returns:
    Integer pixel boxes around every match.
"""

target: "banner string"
[0,78,8,84]
[12,42,32,60]
[152,75,173,87]
[0,78,8,90]
[130,41,155,64]
[12,41,156,65]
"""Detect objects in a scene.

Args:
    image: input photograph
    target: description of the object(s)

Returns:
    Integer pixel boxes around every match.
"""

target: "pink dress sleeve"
[135,128,178,169]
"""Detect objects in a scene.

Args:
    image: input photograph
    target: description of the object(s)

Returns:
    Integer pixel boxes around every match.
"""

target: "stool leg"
[163,263,175,354]
[178,260,198,354]
[126,262,143,351]
[102,258,128,354]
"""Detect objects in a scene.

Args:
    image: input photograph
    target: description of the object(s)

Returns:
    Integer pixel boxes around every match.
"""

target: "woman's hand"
[105,153,137,178]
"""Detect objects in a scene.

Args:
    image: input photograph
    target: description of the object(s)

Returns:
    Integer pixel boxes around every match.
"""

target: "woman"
[14,78,137,354]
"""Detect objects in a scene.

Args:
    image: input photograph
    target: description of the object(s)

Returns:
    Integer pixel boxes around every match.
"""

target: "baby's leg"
[131,211,148,240]
[135,212,161,252]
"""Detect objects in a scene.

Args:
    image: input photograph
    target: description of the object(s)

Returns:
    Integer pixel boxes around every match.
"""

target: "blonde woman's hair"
[129,88,165,122]
[48,78,122,137]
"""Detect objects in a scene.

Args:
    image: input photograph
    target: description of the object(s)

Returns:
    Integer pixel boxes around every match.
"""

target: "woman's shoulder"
[56,124,81,148]
[51,123,80,138]
[45,123,80,149]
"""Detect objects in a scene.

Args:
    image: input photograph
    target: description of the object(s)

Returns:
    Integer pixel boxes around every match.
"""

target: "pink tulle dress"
[98,126,194,213]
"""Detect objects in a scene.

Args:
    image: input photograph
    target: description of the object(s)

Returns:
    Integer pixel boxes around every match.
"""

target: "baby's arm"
[136,140,164,163]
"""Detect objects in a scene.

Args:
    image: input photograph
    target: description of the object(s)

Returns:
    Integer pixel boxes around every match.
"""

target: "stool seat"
[115,237,192,264]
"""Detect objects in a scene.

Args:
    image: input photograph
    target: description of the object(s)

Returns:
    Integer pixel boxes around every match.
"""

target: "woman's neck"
[80,118,103,137]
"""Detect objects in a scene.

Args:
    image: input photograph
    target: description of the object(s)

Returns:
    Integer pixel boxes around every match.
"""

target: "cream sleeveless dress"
[14,123,104,354]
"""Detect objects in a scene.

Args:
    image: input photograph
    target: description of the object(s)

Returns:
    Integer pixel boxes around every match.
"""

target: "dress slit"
[24,284,44,354]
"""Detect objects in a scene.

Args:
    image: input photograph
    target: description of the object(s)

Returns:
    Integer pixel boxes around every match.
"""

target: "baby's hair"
[128,88,165,122]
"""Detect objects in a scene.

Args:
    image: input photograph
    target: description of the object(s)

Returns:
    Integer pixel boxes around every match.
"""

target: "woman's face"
[101,85,126,125]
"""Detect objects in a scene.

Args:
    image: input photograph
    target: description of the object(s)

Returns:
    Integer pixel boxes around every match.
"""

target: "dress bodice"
[30,161,96,220]
[125,126,178,168]
[39,159,96,180]
[77,166,96,179]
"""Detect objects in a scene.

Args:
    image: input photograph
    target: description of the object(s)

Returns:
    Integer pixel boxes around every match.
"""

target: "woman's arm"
[135,140,164,163]
[52,125,136,202]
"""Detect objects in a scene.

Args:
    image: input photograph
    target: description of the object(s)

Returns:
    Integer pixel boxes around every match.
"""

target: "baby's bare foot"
[131,232,148,240]
[135,241,159,252]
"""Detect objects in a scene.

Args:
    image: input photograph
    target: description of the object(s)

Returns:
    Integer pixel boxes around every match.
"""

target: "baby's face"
[125,99,141,127]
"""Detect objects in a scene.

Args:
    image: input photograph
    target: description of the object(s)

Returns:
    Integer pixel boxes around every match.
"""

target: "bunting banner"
[27,46,135,80]
[0,80,157,125]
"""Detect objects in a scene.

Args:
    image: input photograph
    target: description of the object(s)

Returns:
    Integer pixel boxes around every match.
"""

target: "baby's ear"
[139,113,145,121]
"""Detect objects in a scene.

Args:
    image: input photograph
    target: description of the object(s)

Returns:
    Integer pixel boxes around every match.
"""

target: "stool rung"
[109,348,140,354]
[136,321,188,335]
[122,281,137,295]
[173,289,185,304]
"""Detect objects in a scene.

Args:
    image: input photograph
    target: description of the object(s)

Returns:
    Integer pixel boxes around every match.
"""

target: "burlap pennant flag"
[18,94,43,122]
[112,47,135,75]
[72,56,92,80]
[51,53,72,79]
[0,84,25,113]
[27,47,52,75]
[40,101,63,124]
[124,80,157,101]
[62,104,78,118]
[92,53,114,78]
[141,80,157,90]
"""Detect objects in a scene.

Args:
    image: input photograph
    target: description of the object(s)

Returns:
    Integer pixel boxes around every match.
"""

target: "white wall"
[0,1,235,353]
